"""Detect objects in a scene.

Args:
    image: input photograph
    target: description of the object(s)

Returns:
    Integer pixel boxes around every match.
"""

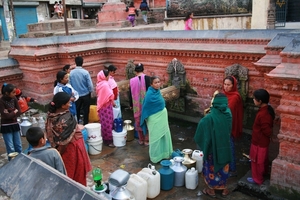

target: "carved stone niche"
[166,58,186,89]
[224,63,249,103]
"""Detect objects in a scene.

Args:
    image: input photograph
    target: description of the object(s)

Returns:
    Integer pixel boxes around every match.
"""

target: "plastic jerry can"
[185,167,198,190]
[191,150,204,173]
[137,164,160,199]
[126,174,147,200]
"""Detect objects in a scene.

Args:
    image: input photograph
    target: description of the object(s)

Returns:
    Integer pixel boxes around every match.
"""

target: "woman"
[96,70,115,148]
[194,93,231,197]
[126,1,138,27]
[248,89,275,185]
[53,71,78,118]
[139,0,151,24]
[223,76,243,177]
[129,63,150,146]
[107,65,121,118]
[184,12,194,30]
[140,76,173,163]
[46,92,92,186]
[0,83,22,160]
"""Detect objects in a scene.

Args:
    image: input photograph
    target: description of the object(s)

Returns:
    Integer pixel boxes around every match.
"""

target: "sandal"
[138,141,144,145]
[221,189,230,197]
[202,188,216,198]
[144,142,149,146]
[108,143,115,148]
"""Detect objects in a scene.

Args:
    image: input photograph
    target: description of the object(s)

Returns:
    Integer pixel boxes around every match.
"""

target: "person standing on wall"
[69,56,94,125]
[184,12,194,30]
[139,0,151,25]
[126,1,139,27]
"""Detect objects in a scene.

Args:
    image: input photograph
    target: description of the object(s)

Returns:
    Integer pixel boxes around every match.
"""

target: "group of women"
[194,76,275,197]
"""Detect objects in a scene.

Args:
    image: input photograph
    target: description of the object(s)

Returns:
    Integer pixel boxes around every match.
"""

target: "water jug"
[31,117,38,127]
[92,168,104,191]
[158,160,174,191]
[170,156,187,187]
[182,149,196,169]
[126,174,147,200]
[171,149,184,158]
[137,164,160,199]
[191,150,204,173]
[124,120,134,141]
[20,117,32,136]
[185,167,198,190]
[114,118,123,132]
[38,116,45,131]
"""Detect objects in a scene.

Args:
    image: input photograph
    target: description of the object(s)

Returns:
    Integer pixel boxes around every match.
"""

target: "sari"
[194,96,232,189]
[46,110,92,186]
[96,70,114,145]
[141,86,173,163]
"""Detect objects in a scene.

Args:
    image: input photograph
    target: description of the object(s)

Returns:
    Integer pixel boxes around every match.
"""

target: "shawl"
[108,76,117,89]
[46,110,77,150]
[223,76,243,138]
[140,86,165,133]
[194,96,232,173]
[130,74,146,118]
[96,70,114,111]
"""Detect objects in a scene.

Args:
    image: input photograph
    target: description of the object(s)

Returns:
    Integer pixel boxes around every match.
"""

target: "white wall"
[251,0,269,29]
[36,2,50,22]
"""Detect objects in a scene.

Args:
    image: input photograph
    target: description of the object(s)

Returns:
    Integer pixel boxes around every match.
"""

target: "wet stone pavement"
[0,108,262,200]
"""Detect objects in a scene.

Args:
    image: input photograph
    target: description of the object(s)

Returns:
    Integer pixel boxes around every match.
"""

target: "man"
[69,56,94,125]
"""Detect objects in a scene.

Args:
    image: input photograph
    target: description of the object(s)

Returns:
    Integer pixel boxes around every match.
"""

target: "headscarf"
[223,76,243,138]
[194,95,232,173]
[140,86,165,133]
[46,110,77,150]
[96,70,114,110]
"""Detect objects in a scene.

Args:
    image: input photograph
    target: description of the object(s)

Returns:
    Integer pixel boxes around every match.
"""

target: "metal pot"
[20,117,32,136]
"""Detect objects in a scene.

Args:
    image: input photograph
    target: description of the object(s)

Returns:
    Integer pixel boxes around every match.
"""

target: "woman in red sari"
[46,92,92,186]
[223,76,243,177]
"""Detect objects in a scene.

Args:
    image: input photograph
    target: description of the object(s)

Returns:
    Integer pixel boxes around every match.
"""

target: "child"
[26,127,67,175]
[184,12,194,30]
[126,2,139,27]
[15,88,37,114]
[248,89,275,185]
[139,0,151,24]
[0,83,22,161]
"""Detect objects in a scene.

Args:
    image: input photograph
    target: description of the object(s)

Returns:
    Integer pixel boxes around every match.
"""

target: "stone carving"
[167,58,186,88]
[224,63,249,103]
[125,59,136,80]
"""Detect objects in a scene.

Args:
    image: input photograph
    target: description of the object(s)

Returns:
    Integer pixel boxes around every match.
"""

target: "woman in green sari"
[194,93,232,197]
[140,76,173,163]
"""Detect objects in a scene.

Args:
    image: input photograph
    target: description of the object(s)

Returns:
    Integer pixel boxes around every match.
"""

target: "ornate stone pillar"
[266,34,300,194]
[267,0,276,29]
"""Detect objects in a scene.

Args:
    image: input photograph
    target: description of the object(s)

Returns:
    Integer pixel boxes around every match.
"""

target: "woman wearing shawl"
[140,76,173,163]
[194,93,232,197]
[223,76,243,177]
[107,65,122,118]
[46,92,92,186]
[96,70,115,147]
[129,63,150,146]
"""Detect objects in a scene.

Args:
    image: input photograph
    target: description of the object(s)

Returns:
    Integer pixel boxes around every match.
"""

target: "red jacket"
[251,106,273,147]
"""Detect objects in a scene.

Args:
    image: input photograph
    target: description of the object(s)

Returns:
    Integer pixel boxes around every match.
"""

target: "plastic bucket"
[112,129,127,147]
[85,123,101,141]
[87,138,103,155]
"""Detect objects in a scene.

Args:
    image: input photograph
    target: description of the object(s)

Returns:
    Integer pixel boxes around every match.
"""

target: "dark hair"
[75,56,83,66]
[103,69,109,77]
[223,76,234,86]
[135,63,144,72]
[150,76,160,84]
[1,83,16,96]
[253,89,275,120]
[108,65,117,72]
[26,127,44,147]
[62,64,71,72]
[48,92,71,113]
[215,93,226,98]
[53,71,67,87]
[184,12,193,21]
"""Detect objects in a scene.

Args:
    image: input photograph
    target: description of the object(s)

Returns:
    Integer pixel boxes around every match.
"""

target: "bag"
[18,97,29,113]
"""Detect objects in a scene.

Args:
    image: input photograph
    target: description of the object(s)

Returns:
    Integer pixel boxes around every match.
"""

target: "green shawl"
[194,96,232,173]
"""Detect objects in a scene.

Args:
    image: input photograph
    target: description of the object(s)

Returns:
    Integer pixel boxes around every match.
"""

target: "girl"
[0,83,22,160]
[46,92,92,186]
[126,2,139,27]
[96,70,115,148]
[184,12,194,30]
[248,89,275,185]
[53,71,78,118]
